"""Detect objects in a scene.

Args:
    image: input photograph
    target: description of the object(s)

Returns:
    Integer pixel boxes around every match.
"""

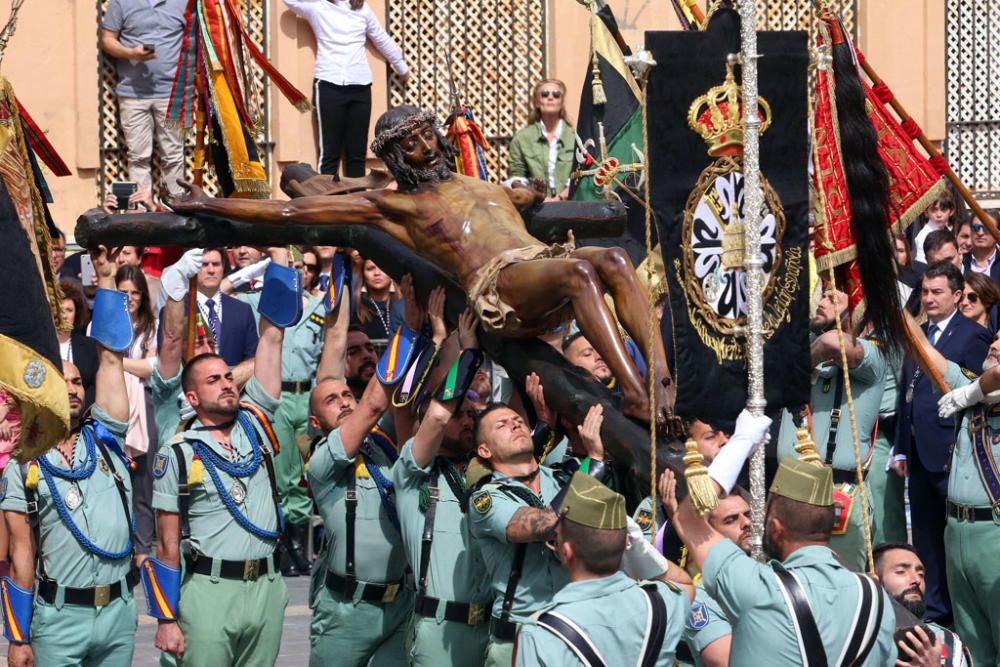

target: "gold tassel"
[683,437,718,516]
[794,426,825,467]
[188,456,205,486]
[591,54,607,106]
[354,457,370,480]
[24,461,38,490]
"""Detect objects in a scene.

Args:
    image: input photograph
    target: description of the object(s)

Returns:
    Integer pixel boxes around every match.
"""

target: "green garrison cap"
[769,456,833,507]
[559,472,626,530]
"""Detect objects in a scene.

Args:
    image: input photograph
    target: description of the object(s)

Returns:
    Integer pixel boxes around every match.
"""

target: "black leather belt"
[946,500,996,523]
[490,616,518,641]
[832,469,867,485]
[325,571,402,604]
[414,593,489,626]
[186,554,274,581]
[281,380,311,394]
[38,570,139,607]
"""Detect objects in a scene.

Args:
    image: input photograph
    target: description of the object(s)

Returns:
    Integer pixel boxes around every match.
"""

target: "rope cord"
[364,433,401,530]
[640,72,659,540]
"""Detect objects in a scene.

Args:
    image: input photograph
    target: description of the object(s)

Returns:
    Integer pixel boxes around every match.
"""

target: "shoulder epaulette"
[960,367,978,380]
[309,312,325,327]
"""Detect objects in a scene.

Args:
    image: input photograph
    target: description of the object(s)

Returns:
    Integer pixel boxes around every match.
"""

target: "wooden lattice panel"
[97,0,271,202]
[386,0,546,183]
[754,0,857,39]
[945,0,1000,199]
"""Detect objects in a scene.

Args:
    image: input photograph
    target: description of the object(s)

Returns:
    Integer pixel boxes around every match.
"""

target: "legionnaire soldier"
[150,249,298,667]
[672,450,897,667]
[392,303,493,665]
[305,278,412,666]
[922,319,1000,665]
[515,473,692,667]
[777,288,887,571]
[2,246,137,667]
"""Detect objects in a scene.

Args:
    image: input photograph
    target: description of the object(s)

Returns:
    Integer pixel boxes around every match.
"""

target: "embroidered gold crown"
[688,61,772,157]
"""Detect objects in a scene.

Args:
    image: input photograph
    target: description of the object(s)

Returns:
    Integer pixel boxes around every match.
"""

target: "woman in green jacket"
[508,79,575,200]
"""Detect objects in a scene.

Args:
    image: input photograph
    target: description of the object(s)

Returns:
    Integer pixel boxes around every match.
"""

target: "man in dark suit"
[158,247,259,367]
[962,214,1000,287]
[896,260,992,624]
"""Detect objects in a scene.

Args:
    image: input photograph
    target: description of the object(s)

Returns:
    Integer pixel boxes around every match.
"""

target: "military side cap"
[559,472,626,530]
[769,456,833,507]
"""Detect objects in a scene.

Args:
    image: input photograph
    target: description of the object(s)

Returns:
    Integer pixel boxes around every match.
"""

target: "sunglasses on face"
[964,292,980,304]
[972,223,986,233]
[304,263,318,272]
[539,89,562,99]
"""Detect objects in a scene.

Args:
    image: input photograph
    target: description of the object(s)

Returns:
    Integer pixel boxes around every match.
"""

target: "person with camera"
[100,0,188,197]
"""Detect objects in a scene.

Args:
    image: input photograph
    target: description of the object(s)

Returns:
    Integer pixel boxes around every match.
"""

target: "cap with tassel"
[683,437,719,516]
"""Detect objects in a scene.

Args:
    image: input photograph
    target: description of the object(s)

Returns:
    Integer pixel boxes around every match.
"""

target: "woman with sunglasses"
[508,79,575,201]
[961,271,1000,334]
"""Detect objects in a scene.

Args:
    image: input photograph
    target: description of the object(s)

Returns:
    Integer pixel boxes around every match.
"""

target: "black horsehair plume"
[829,18,904,348]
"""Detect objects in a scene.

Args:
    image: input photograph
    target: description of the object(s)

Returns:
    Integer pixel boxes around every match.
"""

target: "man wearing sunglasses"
[962,212,1000,286]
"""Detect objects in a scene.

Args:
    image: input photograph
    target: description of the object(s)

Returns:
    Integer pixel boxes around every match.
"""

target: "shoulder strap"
[19,462,45,579]
[841,574,884,667]
[171,442,192,557]
[535,610,608,667]
[417,467,440,598]
[93,438,136,560]
[345,465,357,583]
[824,374,845,466]
[772,565,829,667]
[259,446,284,534]
[637,583,668,667]
[968,406,1000,506]
[500,543,527,625]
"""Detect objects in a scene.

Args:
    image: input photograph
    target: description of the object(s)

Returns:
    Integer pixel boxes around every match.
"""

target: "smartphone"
[111,181,138,212]
[143,43,155,54]
[80,254,96,287]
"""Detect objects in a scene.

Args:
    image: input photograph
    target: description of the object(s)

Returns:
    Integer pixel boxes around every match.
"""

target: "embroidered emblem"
[153,452,169,478]
[23,360,46,389]
[688,601,710,630]
[961,367,978,381]
[472,490,492,515]
[635,508,653,531]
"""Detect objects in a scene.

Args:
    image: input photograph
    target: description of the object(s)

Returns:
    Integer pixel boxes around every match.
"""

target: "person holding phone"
[100,0,188,197]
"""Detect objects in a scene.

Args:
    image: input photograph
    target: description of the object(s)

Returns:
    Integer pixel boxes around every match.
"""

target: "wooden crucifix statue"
[167,105,673,425]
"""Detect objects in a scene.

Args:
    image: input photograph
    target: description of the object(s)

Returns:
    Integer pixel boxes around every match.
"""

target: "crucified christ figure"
[167,105,673,425]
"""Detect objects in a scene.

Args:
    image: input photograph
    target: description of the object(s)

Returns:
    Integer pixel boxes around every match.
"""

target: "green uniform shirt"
[308,428,406,584]
[152,377,282,561]
[942,361,1000,506]
[469,468,569,622]
[150,364,182,447]
[391,440,491,604]
[702,541,896,666]
[683,585,731,667]
[777,339,887,470]
[506,121,576,197]
[280,296,325,382]
[515,571,689,667]
[1,407,133,588]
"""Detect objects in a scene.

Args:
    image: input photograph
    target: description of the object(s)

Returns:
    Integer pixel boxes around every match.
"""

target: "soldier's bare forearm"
[506,507,558,543]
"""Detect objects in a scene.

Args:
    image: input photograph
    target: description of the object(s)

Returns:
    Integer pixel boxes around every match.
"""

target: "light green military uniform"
[867,351,908,544]
[153,377,288,667]
[516,571,689,666]
[939,362,1000,666]
[928,621,972,666]
[703,540,896,666]
[632,496,667,542]
[150,364,182,446]
[469,467,570,667]
[307,427,412,667]
[1,407,137,666]
[777,339,887,570]
[682,584,732,667]
[392,440,491,665]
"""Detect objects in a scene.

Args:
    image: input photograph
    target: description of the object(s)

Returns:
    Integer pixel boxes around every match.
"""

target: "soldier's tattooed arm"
[505,507,559,543]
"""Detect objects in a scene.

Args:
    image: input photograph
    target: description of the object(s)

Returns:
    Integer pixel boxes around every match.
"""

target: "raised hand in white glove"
[160,248,204,303]
[938,380,987,418]
[621,516,669,581]
[227,258,271,290]
[708,409,772,494]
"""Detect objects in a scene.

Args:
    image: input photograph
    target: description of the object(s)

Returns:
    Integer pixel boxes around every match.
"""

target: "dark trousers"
[909,444,953,625]
[130,387,157,555]
[314,80,372,178]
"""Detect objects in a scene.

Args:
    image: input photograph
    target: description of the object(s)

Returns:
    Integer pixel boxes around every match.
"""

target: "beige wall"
[1,0,945,239]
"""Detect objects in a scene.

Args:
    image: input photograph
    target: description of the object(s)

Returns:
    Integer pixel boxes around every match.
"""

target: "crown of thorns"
[370,112,438,157]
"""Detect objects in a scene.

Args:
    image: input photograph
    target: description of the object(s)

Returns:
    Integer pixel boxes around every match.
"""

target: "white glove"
[938,380,988,418]
[227,258,270,290]
[160,248,204,303]
[621,516,669,580]
[708,409,772,494]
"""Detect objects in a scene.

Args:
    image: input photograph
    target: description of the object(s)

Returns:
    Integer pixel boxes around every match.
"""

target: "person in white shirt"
[283,0,411,178]
[912,192,956,265]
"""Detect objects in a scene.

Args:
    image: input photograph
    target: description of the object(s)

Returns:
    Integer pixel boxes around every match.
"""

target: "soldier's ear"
[476,442,492,460]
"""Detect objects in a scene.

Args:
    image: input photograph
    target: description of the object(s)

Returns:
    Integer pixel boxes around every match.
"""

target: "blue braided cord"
[193,411,263,478]
[368,431,399,465]
[194,443,281,541]
[37,425,97,480]
[92,422,134,470]
[38,462,132,560]
[362,452,399,531]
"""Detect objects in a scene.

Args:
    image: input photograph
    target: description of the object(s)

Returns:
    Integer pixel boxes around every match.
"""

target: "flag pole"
[738,0,768,560]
